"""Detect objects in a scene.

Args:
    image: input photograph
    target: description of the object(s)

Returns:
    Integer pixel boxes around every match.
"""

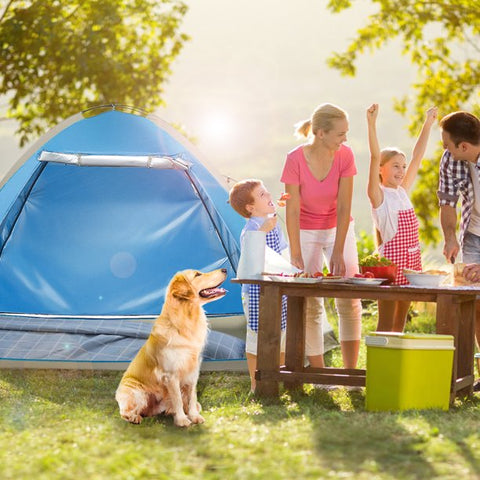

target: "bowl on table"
[403,270,449,287]
[360,264,398,283]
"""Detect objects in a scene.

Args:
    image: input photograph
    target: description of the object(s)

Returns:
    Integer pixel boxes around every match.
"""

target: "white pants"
[245,327,286,355]
[300,222,362,355]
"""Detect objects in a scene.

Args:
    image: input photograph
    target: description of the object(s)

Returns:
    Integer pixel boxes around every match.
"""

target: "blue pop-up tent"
[0,105,246,370]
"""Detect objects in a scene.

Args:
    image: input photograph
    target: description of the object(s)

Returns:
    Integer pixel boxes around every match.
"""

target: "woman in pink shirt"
[281,103,362,369]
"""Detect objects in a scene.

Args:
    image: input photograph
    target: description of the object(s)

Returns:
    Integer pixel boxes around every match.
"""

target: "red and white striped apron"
[382,208,422,285]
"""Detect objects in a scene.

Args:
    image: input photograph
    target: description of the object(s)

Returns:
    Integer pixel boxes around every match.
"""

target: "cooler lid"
[366,332,454,350]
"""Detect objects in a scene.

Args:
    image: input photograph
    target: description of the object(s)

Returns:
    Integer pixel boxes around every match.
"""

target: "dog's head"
[167,268,228,305]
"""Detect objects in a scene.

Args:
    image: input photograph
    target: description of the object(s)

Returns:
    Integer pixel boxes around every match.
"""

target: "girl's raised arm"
[402,106,438,192]
[366,103,383,208]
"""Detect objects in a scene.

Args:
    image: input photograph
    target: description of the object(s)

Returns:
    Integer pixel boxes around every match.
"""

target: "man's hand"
[443,237,460,264]
[462,263,480,282]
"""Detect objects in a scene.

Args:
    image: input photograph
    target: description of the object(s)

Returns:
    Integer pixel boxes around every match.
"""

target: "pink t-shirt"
[280,144,357,230]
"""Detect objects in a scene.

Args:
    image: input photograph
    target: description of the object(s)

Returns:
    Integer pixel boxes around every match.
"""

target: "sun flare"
[199,111,236,145]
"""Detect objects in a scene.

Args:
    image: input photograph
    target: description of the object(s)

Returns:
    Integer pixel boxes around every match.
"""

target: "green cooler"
[365,332,454,411]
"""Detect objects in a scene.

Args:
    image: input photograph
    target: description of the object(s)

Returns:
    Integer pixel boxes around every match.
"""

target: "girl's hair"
[380,147,406,166]
[228,179,262,218]
[294,103,348,139]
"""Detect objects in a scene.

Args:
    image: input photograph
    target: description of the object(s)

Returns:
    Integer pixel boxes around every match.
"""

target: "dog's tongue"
[200,287,227,298]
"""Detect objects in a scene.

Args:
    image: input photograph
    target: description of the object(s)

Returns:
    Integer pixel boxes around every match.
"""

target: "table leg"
[255,285,282,398]
[284,295,306,392]
[436,294,476,402]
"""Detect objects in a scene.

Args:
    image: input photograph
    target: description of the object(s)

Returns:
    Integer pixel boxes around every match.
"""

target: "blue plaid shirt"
[437,150,480,245]
[241,217,288,332]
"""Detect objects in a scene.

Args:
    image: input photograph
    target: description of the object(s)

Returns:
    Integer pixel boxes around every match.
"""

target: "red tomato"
[313,271,324,277]
[354,273,365,278]
[364,271,375,278]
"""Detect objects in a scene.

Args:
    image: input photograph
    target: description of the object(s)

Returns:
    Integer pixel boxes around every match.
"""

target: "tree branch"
[0,0,15,23]
[463,29,480,55]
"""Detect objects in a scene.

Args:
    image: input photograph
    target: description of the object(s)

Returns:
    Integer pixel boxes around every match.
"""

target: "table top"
[231,275,480,300]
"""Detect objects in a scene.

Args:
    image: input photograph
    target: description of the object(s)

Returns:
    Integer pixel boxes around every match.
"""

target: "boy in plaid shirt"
[229,179,288,393]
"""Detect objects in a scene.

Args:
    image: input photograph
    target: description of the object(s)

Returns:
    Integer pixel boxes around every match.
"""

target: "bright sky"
[154,0,427,229]
[1,0,439,235]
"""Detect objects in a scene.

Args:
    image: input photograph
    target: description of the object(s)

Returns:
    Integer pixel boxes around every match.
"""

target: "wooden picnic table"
[232,276,477,404]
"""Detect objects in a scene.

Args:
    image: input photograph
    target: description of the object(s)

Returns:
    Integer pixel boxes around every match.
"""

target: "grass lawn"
[1,306,479,480]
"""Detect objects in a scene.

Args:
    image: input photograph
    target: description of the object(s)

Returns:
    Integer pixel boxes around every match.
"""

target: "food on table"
[403,268,449,275]
[359,254,395,267]
[355,272,375,279]
[359,254,397,282]
[263,271,342,280]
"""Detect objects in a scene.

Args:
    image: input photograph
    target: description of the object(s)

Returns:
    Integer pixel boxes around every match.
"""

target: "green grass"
[1,309,479,480]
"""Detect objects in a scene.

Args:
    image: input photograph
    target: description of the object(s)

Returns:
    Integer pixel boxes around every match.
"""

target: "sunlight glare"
[199,111,236,145]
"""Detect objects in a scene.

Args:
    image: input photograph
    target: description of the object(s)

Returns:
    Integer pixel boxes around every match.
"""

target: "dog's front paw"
[122,413,143,424]
[188,413,205,424]
[174,414,192,428]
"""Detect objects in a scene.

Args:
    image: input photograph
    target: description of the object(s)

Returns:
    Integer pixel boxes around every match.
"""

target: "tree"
[326,0,480,245]
[0,0,189,146]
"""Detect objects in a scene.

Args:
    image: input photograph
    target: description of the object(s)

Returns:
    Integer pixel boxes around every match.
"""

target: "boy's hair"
[229,179,262,218]
[439,111,480,146]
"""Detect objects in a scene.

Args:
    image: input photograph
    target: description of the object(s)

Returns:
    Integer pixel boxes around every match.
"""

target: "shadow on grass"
[3,367,480,479]
[242,383,480,478]
[310,411,438,478]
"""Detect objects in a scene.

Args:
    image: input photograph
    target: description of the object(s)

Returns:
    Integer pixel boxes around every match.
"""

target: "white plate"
[348,277,388,286]
[268,275,322,283]
[320,276,347,283]
[404,273,449,287]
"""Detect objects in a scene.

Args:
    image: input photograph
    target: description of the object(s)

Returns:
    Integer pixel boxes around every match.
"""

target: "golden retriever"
[115,268,227,427]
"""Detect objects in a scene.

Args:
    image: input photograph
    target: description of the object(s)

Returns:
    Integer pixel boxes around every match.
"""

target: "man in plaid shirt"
[438,110,480,390]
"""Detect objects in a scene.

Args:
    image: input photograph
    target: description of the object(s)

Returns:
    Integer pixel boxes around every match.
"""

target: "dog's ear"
[169,274,195,301]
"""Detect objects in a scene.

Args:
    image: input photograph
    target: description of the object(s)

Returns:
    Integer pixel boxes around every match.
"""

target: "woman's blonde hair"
[294,103,348,139]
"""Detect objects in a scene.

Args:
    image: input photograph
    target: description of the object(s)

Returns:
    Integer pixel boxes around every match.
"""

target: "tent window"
[38,151,190,170]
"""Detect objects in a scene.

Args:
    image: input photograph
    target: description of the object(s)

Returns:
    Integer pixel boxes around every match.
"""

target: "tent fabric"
[0,106,247,369]
[0,108,243,315]
[0,162,236,314]
[0,314,245,363]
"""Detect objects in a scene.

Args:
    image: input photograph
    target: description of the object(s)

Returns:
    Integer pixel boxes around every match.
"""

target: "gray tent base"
[0,313,338,373]
[0,314,249,372]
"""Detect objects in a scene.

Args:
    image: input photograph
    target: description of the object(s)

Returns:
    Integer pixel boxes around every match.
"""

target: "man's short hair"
[439,111,480,147]
[229,179,262,218]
